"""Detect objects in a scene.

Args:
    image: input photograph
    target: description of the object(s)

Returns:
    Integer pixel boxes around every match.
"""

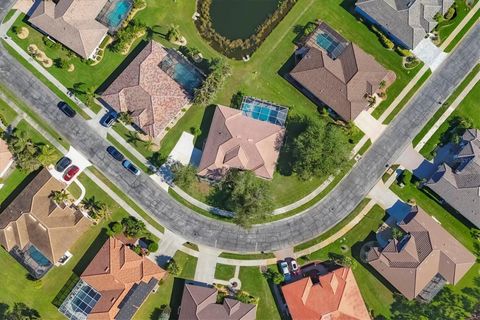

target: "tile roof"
[80,237,166,319]
[290,22,395,121]
[28,0,109,58]
[367,206,475,300]
[281,267,370,320]
[178,283,257,320]
[0,168,91,263]
[101,41,190,138]
[426,129,480,227]
[0,139,13,175]
[356,0,454,48]
[197,106,285,180]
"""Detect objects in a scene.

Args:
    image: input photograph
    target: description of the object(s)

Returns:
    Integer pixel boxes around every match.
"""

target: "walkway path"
[152,229,185,267]
[414,70,480,152]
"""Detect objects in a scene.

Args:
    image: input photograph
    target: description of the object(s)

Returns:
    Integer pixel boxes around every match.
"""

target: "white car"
[279,261,289,276]
[290,259,299,273]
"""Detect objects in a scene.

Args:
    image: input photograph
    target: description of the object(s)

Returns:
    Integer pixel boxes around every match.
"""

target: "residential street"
[0,0,479,252]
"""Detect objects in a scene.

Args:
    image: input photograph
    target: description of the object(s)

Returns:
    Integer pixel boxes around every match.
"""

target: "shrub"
[147,241,159,252]
[110,221,123,234]
[190,127,200,136]
[167,258,182,275]
[230,91,245,109]
[396,47,412,57]
[444,7,455,20]
[171,162,197,190]
[121,216,147,238]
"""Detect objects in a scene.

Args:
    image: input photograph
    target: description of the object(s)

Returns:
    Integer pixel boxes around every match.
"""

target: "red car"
[63,165,79,181]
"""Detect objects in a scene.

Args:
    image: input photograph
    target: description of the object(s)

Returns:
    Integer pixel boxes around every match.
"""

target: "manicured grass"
[106,133,149,172]
[294,198,371,251]
[2,40,91,120]
[0,84,70,149]
[219,252,276,260]
[357,139,371,156]
[382,69,432,124]
[390,172,477,252]
[419,78,480,159]
[214,263,236,281]
[435,0,478,47]
[303,204,395,319]
[134,251,198,320]
[445,8,480,52]
[0,169,29,204]
[3,9,16,22]
[0,175,130,318]
[88,167,165,233]
[67,181,82,200]
[0,98,18,124]
[413,64,479,149]
[238,266,281,320]
[15,120,61,158]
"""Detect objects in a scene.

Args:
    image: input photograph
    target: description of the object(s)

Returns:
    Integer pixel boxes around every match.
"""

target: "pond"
[210,0,281,40]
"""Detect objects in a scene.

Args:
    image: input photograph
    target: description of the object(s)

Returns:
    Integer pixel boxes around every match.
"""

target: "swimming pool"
[241,97,288,127]
[172,62,203,94]
[105,0,132,29]
[316,33,338,54]
[27,245,51,267]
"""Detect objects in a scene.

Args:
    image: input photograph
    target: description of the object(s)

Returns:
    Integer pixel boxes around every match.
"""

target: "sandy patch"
[67,64,75,72]
[17,27,29,39]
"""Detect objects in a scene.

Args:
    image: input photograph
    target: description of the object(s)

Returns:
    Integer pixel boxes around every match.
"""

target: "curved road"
[0,2,479,252]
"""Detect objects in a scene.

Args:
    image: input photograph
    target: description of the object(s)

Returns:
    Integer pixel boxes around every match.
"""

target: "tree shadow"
[0,168,41,211]
[168,277,188,320]
[72,228,109,275]
[194,104,216,150]
[0,303,8,318]
[340,0,359,16]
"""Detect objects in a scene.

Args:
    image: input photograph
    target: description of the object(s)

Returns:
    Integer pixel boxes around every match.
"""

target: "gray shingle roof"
[356,0,454,48]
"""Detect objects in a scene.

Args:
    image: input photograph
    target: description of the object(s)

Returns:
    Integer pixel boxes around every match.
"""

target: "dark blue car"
[100,112,117,127]
[106,146,124,161]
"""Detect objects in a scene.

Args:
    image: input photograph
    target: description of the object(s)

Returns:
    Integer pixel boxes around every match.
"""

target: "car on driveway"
[58,101,76,118]
[290,259,300,275]
[63,165,79,181]
[55,156,72,172]
[100,112,117,127]
[122,160,140,176]
[279,261,291,281]
[106,146,124,161]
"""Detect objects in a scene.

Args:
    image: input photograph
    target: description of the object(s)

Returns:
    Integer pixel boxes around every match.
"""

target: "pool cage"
[10,244,53,279]
[240,96,289,127]
[96,0,133,34]
[306,22,349,60]
[59,279,101,320]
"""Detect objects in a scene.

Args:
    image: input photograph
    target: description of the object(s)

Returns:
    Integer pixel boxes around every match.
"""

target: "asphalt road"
[0,2,479,252]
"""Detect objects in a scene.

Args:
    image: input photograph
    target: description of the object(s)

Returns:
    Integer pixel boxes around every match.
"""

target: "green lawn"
[0,169,29,204]
[238,266,281,320]
[302,205,394,318]
[219,252,276,260]
[419,77,480,159]
[134,251,197,320]
[214,263,236,281]
[445,8,480,52]
[357,139,372,156]
[0,98,18,124]
[435,0,478,46]
[294,198,371,251]
[66,181,82,200]
[0,174,131,318]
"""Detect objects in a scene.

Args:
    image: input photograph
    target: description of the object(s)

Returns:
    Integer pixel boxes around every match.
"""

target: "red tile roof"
[282,267,370,320]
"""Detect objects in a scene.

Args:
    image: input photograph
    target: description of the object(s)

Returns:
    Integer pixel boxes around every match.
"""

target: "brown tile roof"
[290,22,395,121]
[101,41,190,137]
[281,267,370,320]
[81,237,166,319]
[0,168,91,263]
[179,283,257,320]
[0,139,13,175]
[198,106,285,180]
[367,207,476,300]
[28,0,108,59]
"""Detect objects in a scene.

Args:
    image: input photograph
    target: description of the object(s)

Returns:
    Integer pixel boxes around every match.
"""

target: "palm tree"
[118,112,133,125]
[144,137,158,151]
[38,145,57,166]
[95,203,112,221]
[12,131,34,153]
[81,196,101,212]
[50,190,69,204]
[167,24,181,42]
[126,131,140,146]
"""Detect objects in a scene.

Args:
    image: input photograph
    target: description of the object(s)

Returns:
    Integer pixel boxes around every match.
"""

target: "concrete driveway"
[413,38,448,71]
[397,145,436,179]
[353,110,386,142]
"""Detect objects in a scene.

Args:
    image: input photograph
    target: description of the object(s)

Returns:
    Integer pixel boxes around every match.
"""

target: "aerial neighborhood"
[0,0,478,319]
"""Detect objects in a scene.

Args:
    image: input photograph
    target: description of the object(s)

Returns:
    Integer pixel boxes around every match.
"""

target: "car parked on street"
[122,160,140,176]
[100,112,117,127]
[55,156,72,172]
[63,165,79,181]
[58,101,76,118]
[106,146,124,161]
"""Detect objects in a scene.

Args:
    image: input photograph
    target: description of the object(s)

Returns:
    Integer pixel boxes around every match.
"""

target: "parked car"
[279,261,291,280]
[290,259,299,274]
[63,165,79,181]
[100,112,117,127]
[58,101,76,118]
[55,156,72,172]
[106,146,124,161]
[122,160,140,176]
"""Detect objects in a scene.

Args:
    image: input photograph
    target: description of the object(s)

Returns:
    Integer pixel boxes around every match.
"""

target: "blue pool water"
[172,63,203,94]
[241,97,288,127]
[27,245,51,267]
[316,33,336,53]
[106,0,132,29]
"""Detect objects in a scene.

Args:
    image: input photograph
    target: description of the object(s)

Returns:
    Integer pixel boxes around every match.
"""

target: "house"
[197,105,285,180]
[0,168,91,278]
[0,139,13,177]
[425,129,480,227]
[28,0,110,59]
[101,41,202,139]
[178,283,257,320]
[366,206,475,301]
[59,236,166,320]
[281,266,370,320]
[355,0,454,49]
[289,22,395,121]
